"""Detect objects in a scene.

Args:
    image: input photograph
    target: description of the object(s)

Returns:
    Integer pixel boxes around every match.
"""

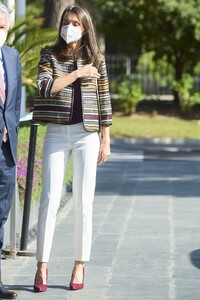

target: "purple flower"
[17,145,42,202]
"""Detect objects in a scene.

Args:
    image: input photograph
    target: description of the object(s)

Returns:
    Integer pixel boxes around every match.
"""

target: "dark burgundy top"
[69,62,83,124]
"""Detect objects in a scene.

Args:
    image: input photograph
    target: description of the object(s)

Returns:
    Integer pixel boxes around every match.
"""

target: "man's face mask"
[0,30,7,48]
[60,24,82,44]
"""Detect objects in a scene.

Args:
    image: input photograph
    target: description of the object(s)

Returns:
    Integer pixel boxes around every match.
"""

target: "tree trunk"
[173,51,183,109]
[44,0,74,29]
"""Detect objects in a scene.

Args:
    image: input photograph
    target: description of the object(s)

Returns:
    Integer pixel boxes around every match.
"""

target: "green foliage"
[173,74,200,112]
[118,76,144,115]
[95,0,200,88]
[27,0,44,17]
[137,51,174,87]
[7,16,57,88]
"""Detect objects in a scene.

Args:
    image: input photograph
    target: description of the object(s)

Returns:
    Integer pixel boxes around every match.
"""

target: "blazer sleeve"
[97,56,112,127]
[37,51,54,98]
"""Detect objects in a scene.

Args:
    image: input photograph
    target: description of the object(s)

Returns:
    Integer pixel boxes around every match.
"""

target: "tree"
[94,0,200,106]
[7,16,56,88]
[43,0,74,28]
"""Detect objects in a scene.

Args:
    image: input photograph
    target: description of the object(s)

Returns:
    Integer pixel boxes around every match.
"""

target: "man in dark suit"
[0,4,22,299]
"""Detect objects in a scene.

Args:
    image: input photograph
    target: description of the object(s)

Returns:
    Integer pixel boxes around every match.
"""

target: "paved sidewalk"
[2,141,200,299]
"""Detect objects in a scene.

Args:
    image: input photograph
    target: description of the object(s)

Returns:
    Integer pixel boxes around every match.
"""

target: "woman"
[33,4,112,292]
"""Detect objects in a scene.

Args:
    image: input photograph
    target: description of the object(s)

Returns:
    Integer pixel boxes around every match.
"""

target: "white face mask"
[0,30,7,48]
[60,24,82,44]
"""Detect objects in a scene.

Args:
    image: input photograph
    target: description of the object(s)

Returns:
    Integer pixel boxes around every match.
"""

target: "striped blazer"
[33,47,112,132]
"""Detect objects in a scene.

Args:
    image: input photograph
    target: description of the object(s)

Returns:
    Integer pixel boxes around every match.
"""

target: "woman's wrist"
[74,69,80,79]
[101,134,110,144]
[101,126,110,142]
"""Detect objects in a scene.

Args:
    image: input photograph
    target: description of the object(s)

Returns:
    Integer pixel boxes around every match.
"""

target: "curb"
[111,137,200,151]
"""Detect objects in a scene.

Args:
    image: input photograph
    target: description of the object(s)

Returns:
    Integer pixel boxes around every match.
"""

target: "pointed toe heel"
[70,267,85,290]
[34,268,48,292]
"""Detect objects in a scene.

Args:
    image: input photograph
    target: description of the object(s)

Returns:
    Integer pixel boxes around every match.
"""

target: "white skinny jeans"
[36,123,100,262]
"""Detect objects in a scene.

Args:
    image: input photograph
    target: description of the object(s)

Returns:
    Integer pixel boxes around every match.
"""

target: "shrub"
[118,75,144,115]
[173,74,200,112]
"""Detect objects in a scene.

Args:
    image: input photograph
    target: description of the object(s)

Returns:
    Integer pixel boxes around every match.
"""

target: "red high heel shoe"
[70,267,85,290]
[34,268,48,292]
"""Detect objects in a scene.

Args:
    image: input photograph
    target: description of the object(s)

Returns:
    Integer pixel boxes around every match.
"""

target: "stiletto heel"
[34,268,48,292]
[70,267,85,290]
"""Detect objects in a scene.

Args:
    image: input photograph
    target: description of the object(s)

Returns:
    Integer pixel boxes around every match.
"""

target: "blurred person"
[33,4,112,292]
[0,3,22,299]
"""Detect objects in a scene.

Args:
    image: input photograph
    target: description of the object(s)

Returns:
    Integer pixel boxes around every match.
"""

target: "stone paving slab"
[2,144,200,299]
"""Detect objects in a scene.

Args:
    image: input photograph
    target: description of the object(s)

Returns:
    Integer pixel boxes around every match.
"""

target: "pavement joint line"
[105,161,136,292]
[168,196,176,300]
[107,196,135,282]
[92,162,130,244]
[92,195,116,244]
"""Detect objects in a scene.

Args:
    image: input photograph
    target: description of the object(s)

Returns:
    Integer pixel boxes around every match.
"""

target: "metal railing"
[105,54,174,98]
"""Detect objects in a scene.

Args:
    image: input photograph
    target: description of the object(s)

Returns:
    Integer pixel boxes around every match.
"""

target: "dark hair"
[51,4,101,68]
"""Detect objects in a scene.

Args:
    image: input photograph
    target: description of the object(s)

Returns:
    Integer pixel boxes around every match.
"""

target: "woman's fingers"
[80,64,100,78]
[98,153,110,165]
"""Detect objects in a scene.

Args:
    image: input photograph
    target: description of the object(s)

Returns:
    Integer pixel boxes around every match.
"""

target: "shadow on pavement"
[7,284,70,292]
[190,249,200,269]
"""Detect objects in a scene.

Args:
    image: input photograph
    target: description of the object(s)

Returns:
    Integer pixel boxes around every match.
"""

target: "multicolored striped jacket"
[33,47,112,132]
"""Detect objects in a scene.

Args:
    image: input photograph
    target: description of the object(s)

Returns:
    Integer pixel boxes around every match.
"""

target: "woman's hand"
[98,126,111,165]
[98,139,111,165]
[78,63,100,79]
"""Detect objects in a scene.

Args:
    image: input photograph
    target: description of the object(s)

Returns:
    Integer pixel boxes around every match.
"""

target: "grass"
[110,114,200,139]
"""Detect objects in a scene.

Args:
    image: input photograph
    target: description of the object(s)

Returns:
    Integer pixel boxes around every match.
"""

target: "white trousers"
[36,123,100,262]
